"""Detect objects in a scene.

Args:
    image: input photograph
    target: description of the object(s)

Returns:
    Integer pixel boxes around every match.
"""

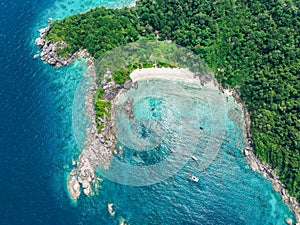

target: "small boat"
[214,138,220,143]
[189,175,199,182]
[191,156,198,161]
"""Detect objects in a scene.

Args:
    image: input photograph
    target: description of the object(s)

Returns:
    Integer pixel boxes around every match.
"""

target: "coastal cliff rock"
[221,87,300,224]
[64,58,116,201]
[38,27,50,38]
[35,37,45,47]
[35,26,90,68]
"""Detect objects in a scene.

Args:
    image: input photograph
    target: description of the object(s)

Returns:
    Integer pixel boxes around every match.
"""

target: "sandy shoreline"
[130,67,200,84]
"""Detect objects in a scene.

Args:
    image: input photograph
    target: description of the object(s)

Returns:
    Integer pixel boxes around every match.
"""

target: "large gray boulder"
[48,58,57,65]
[285,218,292,225]
[124,80,132,89]
[38,27,50,37]
[35,37,45,47]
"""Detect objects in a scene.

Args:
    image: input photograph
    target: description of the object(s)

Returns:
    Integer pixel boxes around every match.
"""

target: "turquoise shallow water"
[28,0,137,203]
[0,0,296,224]
[94,79,295,224]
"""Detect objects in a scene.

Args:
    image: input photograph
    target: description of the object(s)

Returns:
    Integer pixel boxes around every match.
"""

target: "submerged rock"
[285,218,293,225]
[119,217,127,225]
[67,176,80,201]
[33,54,39,59]
[108,203,115,216]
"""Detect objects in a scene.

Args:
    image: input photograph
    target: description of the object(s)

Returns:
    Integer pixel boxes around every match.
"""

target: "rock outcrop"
[108,203,116,216]
[35,26,90,68]
[123,80,132,89]
[286,218,293,225]
[67,176,81,201]
[66,59,114,201]
[35,25,124,201]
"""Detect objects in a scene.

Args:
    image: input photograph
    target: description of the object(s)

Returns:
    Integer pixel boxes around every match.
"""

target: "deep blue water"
[1,3,73,225]
[0,0,296,224]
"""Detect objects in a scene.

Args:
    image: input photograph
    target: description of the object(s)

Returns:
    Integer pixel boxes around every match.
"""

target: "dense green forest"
[45,0,300,201]
[46,7,139,58]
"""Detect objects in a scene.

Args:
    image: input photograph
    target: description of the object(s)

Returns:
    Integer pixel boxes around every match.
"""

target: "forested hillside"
[45,0,300,201]
[46,7,139,58]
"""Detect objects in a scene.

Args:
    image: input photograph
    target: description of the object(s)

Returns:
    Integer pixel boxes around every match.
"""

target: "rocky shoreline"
[34,25,136,203]
[220,87,300,225]
[64,56,138,201]
[35,25,122,201]
[67,57,110,200]
[66,56,124,201]
[35,26,90,67]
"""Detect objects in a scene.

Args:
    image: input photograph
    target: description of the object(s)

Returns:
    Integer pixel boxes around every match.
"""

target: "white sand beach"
[130,67,200,84]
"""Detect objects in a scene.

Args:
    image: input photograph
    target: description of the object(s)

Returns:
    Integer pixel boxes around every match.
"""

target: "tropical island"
[35,0,299,223]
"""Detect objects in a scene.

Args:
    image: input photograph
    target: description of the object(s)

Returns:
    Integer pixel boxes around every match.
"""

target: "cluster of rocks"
[34,25,90,68]
[199,72,214,86]
[123,98,135,119]
[67,57,132,201]
[68,154,95,197]
[221,87,300,224]
[67,59,118,201]
[34,26,129,201]
[101,71,123,101]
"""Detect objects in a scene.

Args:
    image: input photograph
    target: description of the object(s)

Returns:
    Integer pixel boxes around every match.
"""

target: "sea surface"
[0,0,296,224]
